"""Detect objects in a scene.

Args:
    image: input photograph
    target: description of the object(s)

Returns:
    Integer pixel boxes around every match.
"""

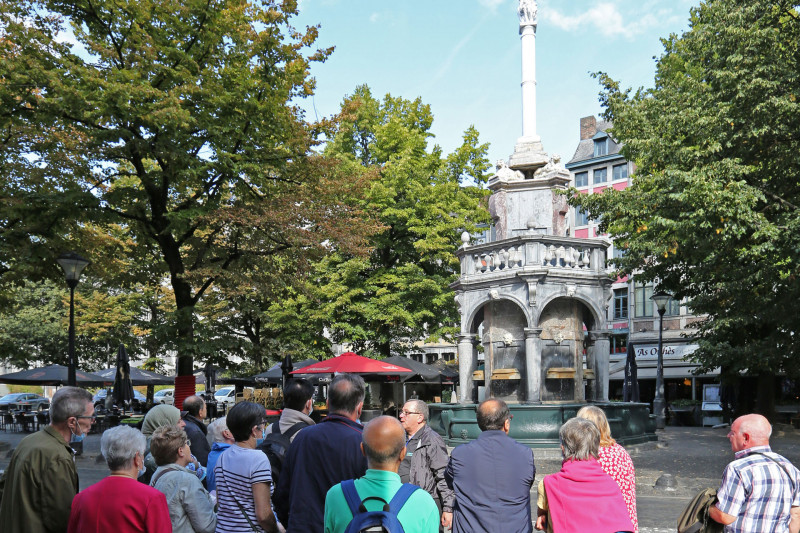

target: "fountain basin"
[429,402,657,449]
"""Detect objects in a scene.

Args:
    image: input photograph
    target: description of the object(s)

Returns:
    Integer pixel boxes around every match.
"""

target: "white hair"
[101,425,146,471]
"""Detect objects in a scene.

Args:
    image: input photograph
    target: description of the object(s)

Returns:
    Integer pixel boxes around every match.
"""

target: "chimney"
[580,116,597,140]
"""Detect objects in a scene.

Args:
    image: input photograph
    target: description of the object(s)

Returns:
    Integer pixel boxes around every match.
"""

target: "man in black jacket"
[182,395,211,466]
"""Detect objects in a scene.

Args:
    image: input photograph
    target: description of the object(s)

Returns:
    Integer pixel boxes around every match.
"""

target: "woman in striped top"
[214,401,282,533]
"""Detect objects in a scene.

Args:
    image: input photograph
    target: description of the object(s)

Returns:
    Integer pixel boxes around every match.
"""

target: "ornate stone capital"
[518,0,538,28]
[524,327,543,339]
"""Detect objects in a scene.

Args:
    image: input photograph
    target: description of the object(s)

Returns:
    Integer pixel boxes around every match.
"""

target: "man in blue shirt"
[274,374,368,533]
[710,414,800,532]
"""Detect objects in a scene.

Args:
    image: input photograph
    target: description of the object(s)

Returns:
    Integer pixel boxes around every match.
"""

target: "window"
[574,172,588,187]
[594,168,607,184]
[664,297,681,316]
[575,207,590,227]
[594,138,608,157]
[614,288,628,320]
[613,163,628,181]
[634,282,653,317]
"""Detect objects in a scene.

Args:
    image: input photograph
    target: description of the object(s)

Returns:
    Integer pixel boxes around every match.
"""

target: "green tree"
[571,0,800,415]
[291,85,492,357]
[0,0,375,374]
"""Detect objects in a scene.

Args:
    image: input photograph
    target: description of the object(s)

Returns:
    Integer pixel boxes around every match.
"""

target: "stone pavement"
[2,423,800,531]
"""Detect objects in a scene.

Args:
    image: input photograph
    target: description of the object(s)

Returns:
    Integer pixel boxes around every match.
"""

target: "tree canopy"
[282,85,492,357]
[572,0,800,409]
[0,0,377,373]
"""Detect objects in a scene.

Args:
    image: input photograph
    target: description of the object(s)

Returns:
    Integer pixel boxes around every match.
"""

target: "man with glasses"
[0,386,95,533]
[445,398,535,533]
[710,413,800,532]
[398,399,454,530]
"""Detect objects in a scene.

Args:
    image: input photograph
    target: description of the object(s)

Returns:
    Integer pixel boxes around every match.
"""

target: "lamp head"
[57,252,90,285]
[651,291,671,315]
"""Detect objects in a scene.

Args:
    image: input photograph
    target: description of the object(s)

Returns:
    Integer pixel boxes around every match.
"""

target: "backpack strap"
[753,452,796,494]
[271,422,282,434]
[388,483,419,514]
[283,421,308,440]
[341,479,362,516]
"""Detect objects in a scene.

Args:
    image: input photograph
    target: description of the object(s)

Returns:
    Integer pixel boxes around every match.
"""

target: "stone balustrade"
[458,234,609,277]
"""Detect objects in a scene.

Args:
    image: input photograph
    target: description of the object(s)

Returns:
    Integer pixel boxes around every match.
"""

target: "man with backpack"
[709,414,800,532]
[258,378,315,488]
[323,415,439,533]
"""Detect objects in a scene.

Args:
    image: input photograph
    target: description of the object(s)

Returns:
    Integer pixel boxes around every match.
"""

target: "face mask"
[137,455,146,478]
[255,426,267,447]
[70,421,85,443]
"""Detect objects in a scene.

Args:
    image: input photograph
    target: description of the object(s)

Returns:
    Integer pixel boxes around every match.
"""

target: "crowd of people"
[0,379,798,533]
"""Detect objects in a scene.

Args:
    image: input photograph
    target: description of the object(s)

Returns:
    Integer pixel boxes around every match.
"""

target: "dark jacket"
[0,426,79,533]
[183,414,211,467]
[274,413,368,533]
[445,430,535,533]
[408,424,455,512]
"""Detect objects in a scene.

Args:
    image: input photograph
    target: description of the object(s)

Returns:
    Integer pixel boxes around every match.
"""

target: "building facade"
[565,116,717,406]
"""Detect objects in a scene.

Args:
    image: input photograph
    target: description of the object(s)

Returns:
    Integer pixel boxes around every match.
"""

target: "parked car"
[153,388,174,405]
[214,387,237,406]
[0,392,50,411]
[93,388,146,409]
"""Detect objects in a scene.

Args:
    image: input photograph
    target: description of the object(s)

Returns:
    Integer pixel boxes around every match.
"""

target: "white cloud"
[543,2,665,40]
[478,0,507,11]
[369,12,380,23]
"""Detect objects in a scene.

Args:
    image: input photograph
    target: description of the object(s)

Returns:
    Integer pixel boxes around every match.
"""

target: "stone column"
[518,0,539,143]
[591,331,611,401]
[457,334,477,403]
[524,327,542,403]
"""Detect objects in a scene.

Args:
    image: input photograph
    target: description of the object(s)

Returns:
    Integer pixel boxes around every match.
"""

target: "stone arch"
[463,292,531,335]
[535,292,604,330]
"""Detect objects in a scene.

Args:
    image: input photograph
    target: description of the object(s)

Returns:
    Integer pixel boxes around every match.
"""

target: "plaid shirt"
[717,445,800,533]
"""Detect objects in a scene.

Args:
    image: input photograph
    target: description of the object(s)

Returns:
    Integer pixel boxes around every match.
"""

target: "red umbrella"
[291,352,413,376]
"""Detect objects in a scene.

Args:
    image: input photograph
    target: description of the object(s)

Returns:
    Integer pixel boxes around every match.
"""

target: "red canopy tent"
[291,352,412,376]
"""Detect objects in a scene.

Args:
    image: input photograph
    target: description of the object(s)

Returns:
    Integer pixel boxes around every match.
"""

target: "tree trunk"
[755,372,777,422]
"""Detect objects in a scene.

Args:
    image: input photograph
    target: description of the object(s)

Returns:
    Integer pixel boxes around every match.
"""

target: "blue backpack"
[340,479,419,533]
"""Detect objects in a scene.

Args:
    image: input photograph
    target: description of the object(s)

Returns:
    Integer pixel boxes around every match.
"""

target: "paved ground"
[2,423,800,531]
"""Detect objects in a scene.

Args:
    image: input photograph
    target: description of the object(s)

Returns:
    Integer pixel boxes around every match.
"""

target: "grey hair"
[50,386,93,424]
[405,399,428,422]
[101,425,146,471]
[207,416,229,445]
[560,417,599,461]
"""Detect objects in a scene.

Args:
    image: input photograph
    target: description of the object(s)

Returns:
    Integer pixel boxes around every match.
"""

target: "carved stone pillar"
[457,334,477,403]
[590,331,611,401]
[524,327,542,403]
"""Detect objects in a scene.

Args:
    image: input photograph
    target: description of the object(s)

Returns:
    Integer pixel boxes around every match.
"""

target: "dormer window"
[593,137,608,157]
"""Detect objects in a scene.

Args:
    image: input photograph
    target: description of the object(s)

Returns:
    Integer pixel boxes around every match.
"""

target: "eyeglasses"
[400,410,421,417]
[186,439,191,447]
[76,415,97,421]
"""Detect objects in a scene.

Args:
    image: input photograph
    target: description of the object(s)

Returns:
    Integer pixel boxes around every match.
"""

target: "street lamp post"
[57,252,91,387]
[651,291,672,430]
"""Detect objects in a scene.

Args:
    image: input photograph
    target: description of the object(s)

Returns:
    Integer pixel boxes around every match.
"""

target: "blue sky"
[294,0,699,167]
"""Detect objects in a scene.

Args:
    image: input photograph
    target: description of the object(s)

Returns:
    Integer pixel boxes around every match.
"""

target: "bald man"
[323,416,439,533]
[445,398,535,533]
[710,414,800,532]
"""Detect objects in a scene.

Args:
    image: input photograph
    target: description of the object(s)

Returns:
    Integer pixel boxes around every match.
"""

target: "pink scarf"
[543,458,634,533]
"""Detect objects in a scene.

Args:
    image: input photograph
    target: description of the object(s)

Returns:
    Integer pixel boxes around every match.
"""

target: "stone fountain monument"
[428,0,656,447]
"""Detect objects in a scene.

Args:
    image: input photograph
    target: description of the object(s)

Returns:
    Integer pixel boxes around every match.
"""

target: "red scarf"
[543,458,634,533]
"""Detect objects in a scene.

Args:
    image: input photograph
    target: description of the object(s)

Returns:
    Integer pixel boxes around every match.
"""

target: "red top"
[598,443,639,533]
[543,458,634,533]
[67,475,172,533]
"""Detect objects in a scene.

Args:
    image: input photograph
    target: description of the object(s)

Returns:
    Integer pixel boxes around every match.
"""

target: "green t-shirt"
[324,469,439,533]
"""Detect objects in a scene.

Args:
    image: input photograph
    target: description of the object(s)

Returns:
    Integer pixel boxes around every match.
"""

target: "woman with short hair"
[67,425,171,533]
[150,425,217,533]
[577,405,639,532]
[213,401,281,533]
[535,417,633,533]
